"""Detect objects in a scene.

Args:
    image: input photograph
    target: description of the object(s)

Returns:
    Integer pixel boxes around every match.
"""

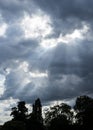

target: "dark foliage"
[2,121,26,130]
[1,95,93,130]
[10,101,28,122]
[74,95,93,128]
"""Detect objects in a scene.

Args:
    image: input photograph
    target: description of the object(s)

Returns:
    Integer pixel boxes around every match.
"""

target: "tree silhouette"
[2,121,26,130]
[10,107,19,121]
[3,95,93,130]
[45,103,73,130]
[26,98,44,130]
[33,98,43,123]
[11,101,28,122]
[74,95,93,127]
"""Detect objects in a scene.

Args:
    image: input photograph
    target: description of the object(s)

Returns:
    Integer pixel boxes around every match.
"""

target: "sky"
[0,0,93,124]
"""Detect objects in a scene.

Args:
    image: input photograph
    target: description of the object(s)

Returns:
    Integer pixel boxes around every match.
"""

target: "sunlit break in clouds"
[0,0,93,124]
[21,12,52,39]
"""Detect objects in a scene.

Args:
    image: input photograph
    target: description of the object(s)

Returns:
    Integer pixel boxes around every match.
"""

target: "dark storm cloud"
[49,41,93,77]
[32,40,93,102]
[34,0,93,20]
[28,40,93,78]
[1,39,93,103]
[0,37,38,64]
[33,0,93,36]
[0,0,37,22]
[38,42,93,102]
[0,0,93,105]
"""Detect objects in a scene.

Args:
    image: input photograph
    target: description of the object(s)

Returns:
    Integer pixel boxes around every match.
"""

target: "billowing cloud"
[0,0,93,124]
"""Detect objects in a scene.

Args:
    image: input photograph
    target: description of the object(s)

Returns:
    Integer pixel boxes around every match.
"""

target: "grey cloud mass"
[0,0,93,124]
[34,0,93,21]
[0,0,37,23]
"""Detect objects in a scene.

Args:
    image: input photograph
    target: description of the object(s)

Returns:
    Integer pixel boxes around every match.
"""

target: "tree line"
[1,95,93,130]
